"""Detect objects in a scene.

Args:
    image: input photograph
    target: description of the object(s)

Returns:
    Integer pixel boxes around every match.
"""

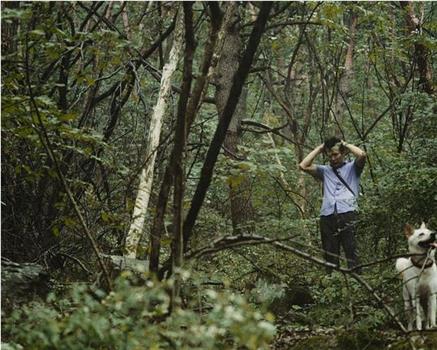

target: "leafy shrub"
[305,270,396,329]
[2,272,276,350]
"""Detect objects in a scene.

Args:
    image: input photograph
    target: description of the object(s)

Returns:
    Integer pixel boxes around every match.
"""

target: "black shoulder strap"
[332,167,356,197]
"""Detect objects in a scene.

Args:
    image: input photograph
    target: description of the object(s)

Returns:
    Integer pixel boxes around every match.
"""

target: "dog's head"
[404,222,437,254]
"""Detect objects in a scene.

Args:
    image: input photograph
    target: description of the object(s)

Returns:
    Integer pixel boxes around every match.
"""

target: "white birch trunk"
[124,12,183,258]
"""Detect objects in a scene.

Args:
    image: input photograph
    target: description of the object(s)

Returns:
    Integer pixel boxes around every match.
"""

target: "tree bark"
[215,3,255,235]
[124,10,184,259]
[182,2,273,252]
[121,1,132,41]
[171,2,195,306]
[149,3,222,273]
[1,1,20,55]
[334,10,357,134]
[224,94,256,235]
[401,1,433,94]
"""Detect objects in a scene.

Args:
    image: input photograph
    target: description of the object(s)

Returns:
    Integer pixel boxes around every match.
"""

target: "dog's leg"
[429,294,436,328]
[402,285,414,331]
[405,298,413,331]
[415,297,423,330]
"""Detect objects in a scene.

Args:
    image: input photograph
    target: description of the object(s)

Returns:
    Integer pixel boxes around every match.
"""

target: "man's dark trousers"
[320,211,359,271]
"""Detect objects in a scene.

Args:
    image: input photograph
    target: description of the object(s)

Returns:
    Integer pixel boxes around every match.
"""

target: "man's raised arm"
[298,143,324,178]
[342,141,366,168]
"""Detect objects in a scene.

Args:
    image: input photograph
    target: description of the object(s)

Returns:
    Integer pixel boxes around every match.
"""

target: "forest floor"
[272,324,437,350]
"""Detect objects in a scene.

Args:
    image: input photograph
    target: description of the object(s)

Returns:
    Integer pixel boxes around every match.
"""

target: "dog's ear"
[420,221,427,229]
[404,224,414,238]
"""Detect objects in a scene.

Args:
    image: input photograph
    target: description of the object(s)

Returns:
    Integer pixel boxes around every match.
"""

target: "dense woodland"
[1,1,436,349]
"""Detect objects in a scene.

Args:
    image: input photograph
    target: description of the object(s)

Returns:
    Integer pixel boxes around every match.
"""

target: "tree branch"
[241,119,312,150]
[186,233,409,335]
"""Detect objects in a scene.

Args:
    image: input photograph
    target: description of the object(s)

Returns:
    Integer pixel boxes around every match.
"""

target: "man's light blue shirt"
[316,161,362,216]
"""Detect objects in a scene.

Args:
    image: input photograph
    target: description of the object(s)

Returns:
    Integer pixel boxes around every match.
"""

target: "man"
[299,137,366,271]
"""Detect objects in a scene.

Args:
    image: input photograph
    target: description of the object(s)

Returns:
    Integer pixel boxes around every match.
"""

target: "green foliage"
[336,327,387,350]
[304,270,397,330]
[3,273,276,350]
[2,1,437,347]
[289,335,336,350]
[359,92,437,255]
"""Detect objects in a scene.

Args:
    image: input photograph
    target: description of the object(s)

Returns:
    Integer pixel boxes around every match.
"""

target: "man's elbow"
[299,163,312,173]
[356,152,367,167]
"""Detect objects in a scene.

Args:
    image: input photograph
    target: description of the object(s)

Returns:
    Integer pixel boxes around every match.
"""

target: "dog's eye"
[419,233,424,236]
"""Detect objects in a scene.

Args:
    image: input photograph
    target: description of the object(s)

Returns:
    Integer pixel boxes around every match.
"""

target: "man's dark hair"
[324,136,345,152]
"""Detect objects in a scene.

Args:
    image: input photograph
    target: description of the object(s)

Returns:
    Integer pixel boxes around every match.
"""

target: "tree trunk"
[171,2,195,307]
[224,90,255,234]
[121,1,132,41]
[148,3,222,274]
[215,2,255,234]
[334,10,357,135]
[1,1,20,55]
[401,2,433,94]
[124,10,184,259]
[182,2,273,252]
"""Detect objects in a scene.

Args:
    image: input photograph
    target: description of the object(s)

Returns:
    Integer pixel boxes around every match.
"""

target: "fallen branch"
[186,233,409,335]
[58,253,92,275]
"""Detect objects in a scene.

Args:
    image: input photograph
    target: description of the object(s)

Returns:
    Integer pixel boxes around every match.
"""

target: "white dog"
[395,222,437,330]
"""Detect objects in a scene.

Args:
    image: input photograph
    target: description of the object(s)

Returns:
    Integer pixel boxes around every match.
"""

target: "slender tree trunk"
[334,10,357,134]
[149,3,222,274]
[124,10,184,259]
[171,2,195,307]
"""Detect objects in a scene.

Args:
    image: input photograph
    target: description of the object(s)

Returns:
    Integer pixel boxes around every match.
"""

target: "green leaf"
[226,174,245,189]
[29,29,45,36]
[34,95,54,106]
[101,212,110,222]
[58,113,77,122]
[52,226,60,237]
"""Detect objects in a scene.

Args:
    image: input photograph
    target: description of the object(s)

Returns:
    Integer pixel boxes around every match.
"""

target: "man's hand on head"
[340,141,350,154]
